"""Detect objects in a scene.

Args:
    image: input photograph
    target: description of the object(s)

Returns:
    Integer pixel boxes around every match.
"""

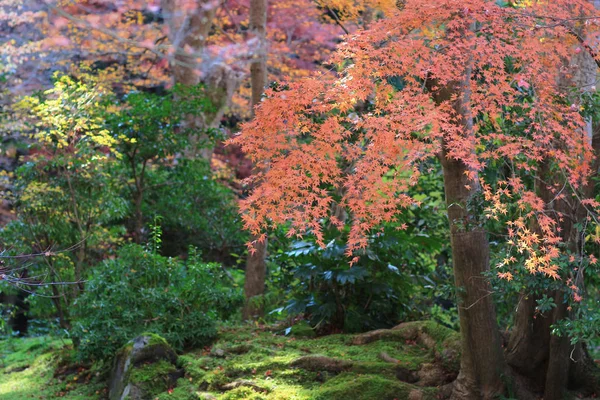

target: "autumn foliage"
[234,0,599,277]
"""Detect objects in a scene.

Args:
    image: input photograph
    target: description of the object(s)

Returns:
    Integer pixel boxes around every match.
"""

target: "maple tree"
[234,0,600,397]
[503,7,600,398]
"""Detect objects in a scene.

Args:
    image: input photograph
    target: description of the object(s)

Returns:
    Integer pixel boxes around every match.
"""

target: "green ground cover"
[0,321,458,400]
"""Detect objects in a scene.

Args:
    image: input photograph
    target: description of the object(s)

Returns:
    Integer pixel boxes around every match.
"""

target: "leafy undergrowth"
[0,336,106,399]
[0,321,459,399]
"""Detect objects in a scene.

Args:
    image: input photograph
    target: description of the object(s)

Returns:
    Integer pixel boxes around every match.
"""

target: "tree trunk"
[243,237,268,319]
[133,190,143,244]
[0,291,29,336]
[161,0,239,160]
[441,151,507,399]
[433,56,507,398]
[544,290,570,400]
[505,160,553,392]
[243,0,269,320]
[50,284,69,330]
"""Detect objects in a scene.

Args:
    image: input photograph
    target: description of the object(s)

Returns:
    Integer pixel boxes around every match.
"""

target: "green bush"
[104,89,246,263]
[71,244,243,361]
[271,231,427,334]
[143,159,247,263]
[267,164,452,334]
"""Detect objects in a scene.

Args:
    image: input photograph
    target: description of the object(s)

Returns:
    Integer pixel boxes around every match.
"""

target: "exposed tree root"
[290,355,353,373]
[569,343,600,397]
[351,321,460,391]
[379,351,453,387]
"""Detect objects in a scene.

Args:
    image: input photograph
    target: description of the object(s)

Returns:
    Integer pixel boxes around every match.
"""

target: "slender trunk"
[243,0,269,320]
[133,191,143,244]
[243,237,268,319]
[50,284,69,330]
[130,154,145,244]
[75,244,85,293]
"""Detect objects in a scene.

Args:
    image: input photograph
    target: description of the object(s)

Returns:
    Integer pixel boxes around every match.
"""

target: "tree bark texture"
[242,0,269,320]
[161,0,240,160]
[441,151,507,400]
[433,57,507,399]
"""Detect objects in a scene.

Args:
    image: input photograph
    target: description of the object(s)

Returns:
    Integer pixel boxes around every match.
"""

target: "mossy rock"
[313,372,437,400]
[108,333,180,400]
[128,360,183,398]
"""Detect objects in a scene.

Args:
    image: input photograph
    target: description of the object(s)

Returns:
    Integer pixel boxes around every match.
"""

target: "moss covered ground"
[0,336,106,399]
[0,321,457,399]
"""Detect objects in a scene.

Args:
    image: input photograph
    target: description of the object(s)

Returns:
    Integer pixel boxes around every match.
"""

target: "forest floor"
[0,321,460,400]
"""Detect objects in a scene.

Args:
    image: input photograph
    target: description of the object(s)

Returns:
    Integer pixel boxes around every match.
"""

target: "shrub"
[71,244,243,361]
[271,232,421,334]
[143,159,247,263]
[268,164,452,334]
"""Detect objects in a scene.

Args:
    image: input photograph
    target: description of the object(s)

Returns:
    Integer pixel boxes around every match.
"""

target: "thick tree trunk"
[544,291,571,400]
[505,294,552,390]
[161,0,239,160]
[243,0,269,320]
[441,152,507,399]
[433,53,507,398]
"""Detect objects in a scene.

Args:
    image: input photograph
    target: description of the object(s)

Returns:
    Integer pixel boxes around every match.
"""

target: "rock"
[408,389,425,400]
[212,348,226,358]
[197,393,217,400]
[108,333,179,400]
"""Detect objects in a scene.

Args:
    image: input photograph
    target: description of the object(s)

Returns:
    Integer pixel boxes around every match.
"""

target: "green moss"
[179,354,209,381]
[219,387,267,400]
[350,361,399,376]
[128,360,177,397]
[0,337,103,400]
[0,322,455,400]
[155,378,197,400]
[205,368,231,390]
[314,372,436,400]
[139,332,171,347]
